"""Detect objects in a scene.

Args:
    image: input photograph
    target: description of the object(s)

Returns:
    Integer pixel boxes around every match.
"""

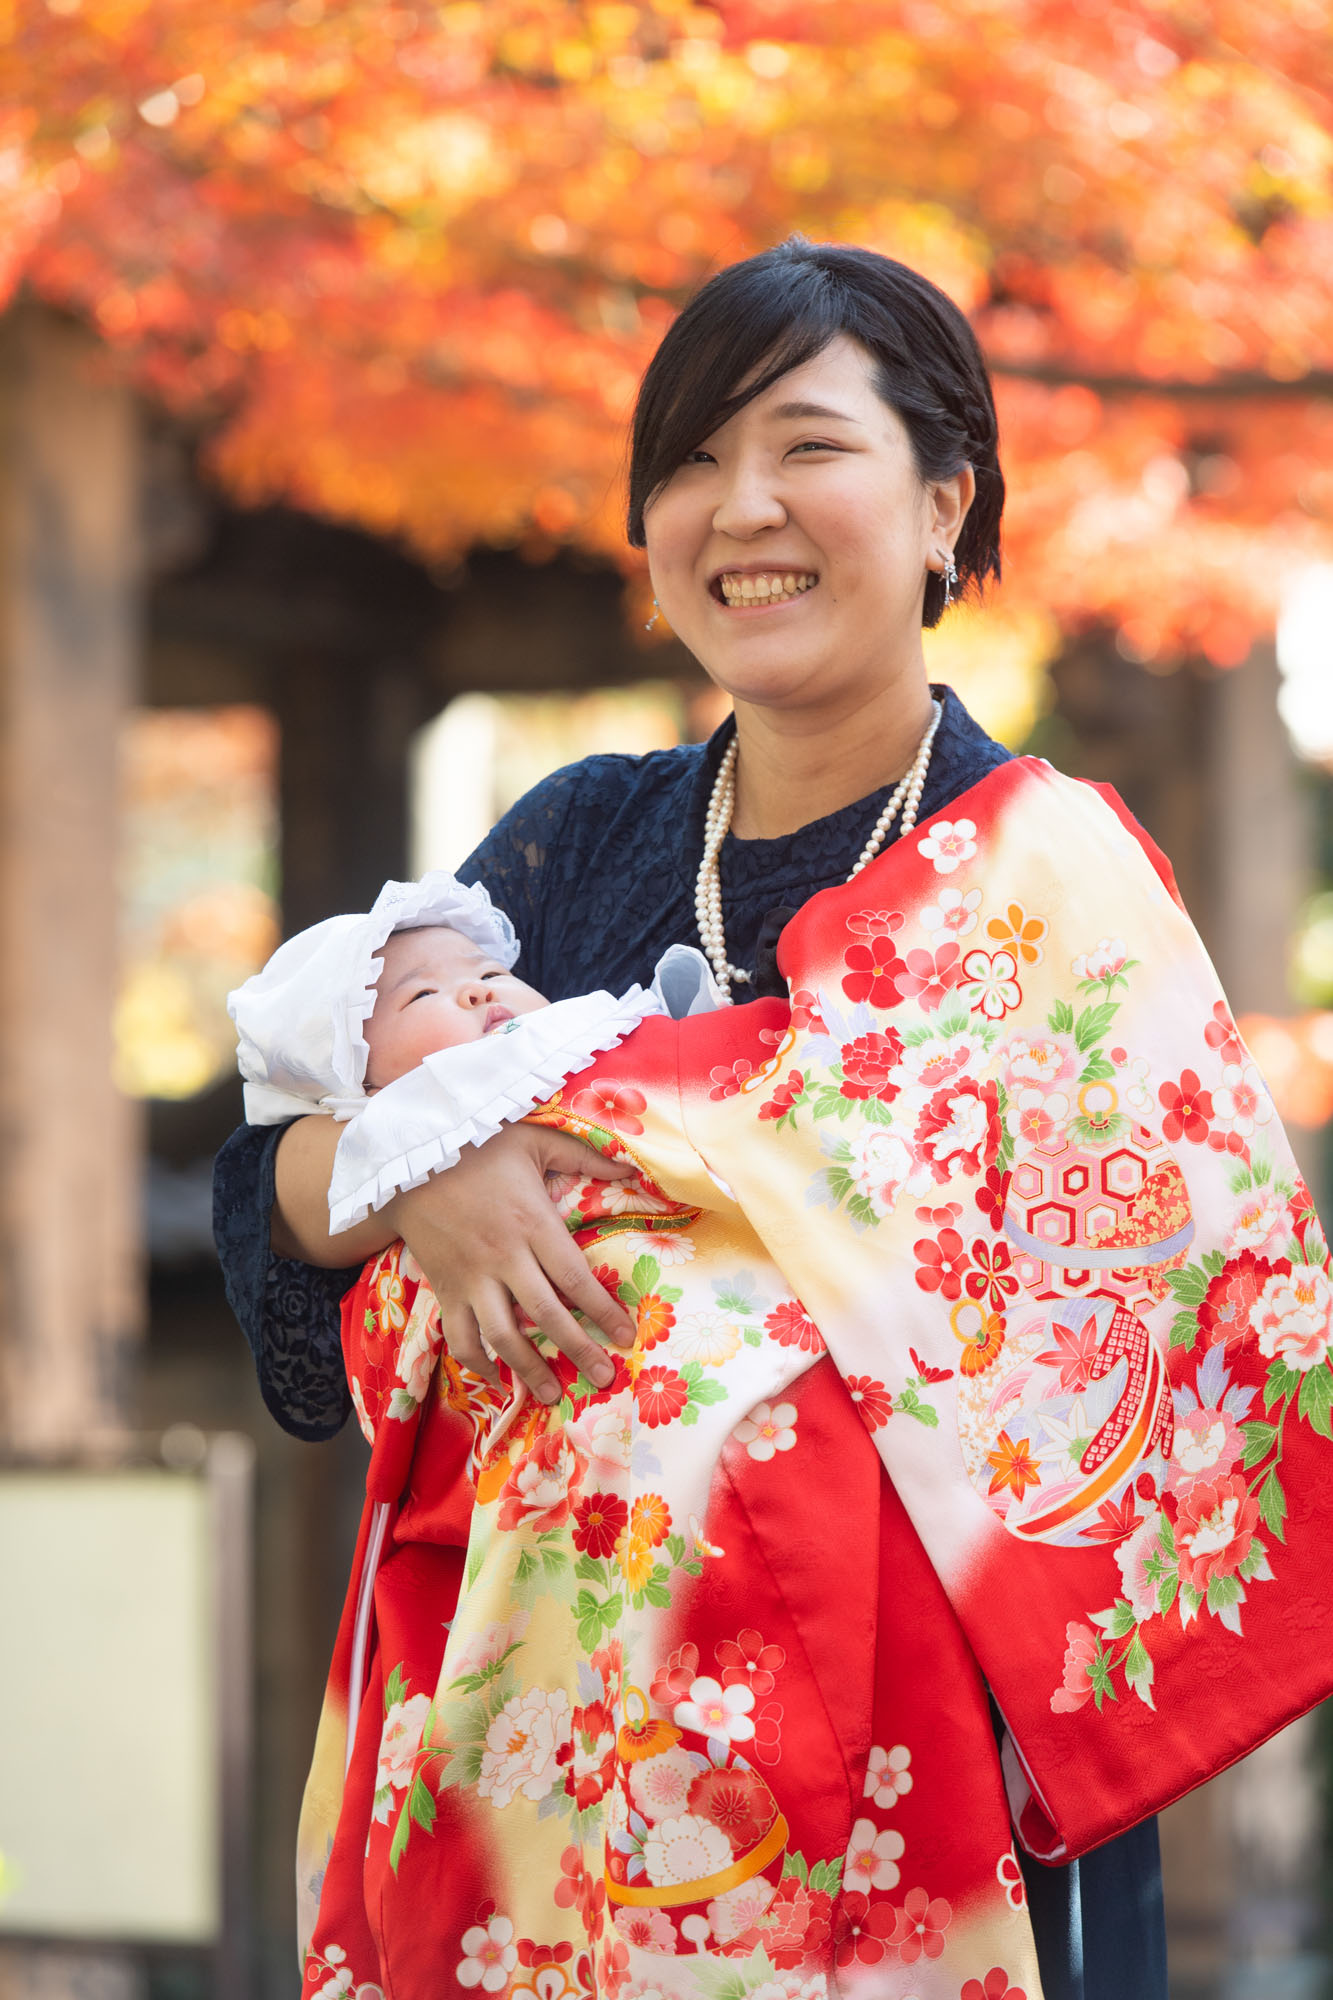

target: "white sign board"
[0,1468,221,1942]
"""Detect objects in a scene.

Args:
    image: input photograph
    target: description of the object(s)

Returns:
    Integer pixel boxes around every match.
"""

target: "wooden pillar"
[0,308,143,1456]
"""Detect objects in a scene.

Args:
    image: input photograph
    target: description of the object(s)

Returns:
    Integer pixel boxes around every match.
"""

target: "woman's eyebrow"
[769,399,862,424]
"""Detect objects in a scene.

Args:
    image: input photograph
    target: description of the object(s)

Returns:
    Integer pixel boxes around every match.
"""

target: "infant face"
[363,926,548,1088]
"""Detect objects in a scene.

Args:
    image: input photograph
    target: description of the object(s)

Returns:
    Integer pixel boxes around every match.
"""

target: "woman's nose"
[711,461,787,539]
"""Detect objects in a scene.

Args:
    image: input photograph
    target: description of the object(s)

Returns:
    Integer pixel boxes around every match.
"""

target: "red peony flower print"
[976,1163,1012,1230]
[834,1890,898,1968]
[565,1081,647,1135]
[913,1227,972,1301]
[896,942,963,1011]
[966,1237,1020,1312]
[572,1491,628,1560]
[687,1764,776,1850]
[1159,1069,1215,1144]
[1050,1622,1101,1714]
[886,1887,952,1963]
[1205,1000,1246,1066]
[1174,1472,1260,1593]
[842,941,907,1008]
[635,1291,676,1350]
[564,1698,617,1810]
[715,1628,785,1696]
[633,1365,689,1427]
[497,1429,587,1534]
[723,1878,832,1969]
[846,1375,894,1430]
[1198,1250,1275,1351]
[650,1642,699,1706]
[963,1970,1027,2000]
[915,1077,1001,1182]
[764,1299,825,1353]
[758,1068,804,1120]
[839,1029,905,1100]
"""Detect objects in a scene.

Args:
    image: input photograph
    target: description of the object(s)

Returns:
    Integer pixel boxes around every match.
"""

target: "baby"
[228,869,718,1235]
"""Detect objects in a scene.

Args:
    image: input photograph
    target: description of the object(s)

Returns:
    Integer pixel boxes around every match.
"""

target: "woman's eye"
[683,448,716,465]
[789,440,841,455]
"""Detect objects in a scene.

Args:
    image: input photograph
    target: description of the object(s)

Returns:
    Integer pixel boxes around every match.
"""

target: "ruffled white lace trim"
[328,985,661,1233]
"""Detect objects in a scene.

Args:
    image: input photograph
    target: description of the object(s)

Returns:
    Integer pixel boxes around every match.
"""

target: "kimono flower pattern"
[300,758,1333,2000]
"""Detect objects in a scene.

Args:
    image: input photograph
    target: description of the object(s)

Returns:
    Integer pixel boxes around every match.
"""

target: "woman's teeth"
[719,571,817,606]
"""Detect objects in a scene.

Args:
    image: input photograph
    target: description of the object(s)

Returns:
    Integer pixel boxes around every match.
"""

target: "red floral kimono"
[297,758,1333,2000]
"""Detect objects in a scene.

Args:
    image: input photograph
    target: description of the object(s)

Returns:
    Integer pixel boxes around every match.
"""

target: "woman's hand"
[385,1125,636,1404]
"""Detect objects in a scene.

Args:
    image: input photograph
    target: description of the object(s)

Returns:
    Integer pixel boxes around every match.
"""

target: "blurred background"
[1,1,1332,1995]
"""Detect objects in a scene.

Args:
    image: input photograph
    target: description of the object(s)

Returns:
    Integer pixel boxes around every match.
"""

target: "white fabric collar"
[327,944,722,1232]
[228,873,518,1126]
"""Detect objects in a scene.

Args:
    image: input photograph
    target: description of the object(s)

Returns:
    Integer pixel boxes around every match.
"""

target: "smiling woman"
[214,239,1174,2000]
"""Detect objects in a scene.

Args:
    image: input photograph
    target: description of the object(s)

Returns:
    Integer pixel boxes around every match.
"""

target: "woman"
[215,239,1167,1996]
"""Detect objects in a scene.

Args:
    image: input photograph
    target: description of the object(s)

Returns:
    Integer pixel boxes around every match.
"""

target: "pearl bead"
[695,700,942,998]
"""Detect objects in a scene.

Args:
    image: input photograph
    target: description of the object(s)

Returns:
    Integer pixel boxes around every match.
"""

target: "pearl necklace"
[695,698,943,1001]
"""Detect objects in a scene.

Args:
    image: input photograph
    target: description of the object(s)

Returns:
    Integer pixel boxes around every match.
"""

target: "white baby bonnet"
[228,872,519,1126]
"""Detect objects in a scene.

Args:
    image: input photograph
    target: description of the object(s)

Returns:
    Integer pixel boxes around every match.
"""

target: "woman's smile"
[712,567,820,609]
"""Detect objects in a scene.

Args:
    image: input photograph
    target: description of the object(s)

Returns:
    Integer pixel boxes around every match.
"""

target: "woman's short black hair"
[627,238,1004,627]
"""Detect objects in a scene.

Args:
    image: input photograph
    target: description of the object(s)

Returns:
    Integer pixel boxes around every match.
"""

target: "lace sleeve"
[454,762,584,993]
[212,1119,359,1442]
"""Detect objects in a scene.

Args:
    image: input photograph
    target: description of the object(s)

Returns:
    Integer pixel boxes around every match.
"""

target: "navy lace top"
[211,683,1165,1998]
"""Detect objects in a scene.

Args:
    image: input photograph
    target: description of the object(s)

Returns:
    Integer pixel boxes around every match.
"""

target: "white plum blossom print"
[918,818,978,875]
[477,1687,572,1807]
[1252,1265,1333,1371]
[919,885,982,942]
[349,1375,375,1445]
[844,1815,906,1891]
[960,947,1021,1021]
[673,1675,755,1742]
[733,1402,798,1460]
[457,1914,518,1991]
[1072,937,1128,983]
[864,1742,913,1808]
[1212,1063,1273,1141]
[642,1812,733,1888]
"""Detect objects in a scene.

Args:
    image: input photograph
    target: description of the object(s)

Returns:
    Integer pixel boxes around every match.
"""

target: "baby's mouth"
[714,569,818,607]
[483,1005,514,1035]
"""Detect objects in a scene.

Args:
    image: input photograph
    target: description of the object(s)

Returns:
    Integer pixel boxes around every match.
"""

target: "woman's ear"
[930,463,976,545]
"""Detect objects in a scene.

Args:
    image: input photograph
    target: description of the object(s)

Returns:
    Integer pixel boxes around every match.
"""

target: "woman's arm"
[272,1102,637,1405]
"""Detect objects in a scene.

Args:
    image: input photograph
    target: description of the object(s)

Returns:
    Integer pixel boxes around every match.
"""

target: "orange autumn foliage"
[4,0,1333,660]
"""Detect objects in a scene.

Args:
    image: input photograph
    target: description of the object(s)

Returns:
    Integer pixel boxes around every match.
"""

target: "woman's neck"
[727,678,938,841]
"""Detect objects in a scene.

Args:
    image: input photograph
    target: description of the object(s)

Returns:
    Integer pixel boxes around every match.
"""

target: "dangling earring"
[938,551,958,609]
[644,597,661,632]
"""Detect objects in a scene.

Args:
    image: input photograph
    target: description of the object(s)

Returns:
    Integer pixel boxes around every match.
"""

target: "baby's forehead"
[376,923,486,981]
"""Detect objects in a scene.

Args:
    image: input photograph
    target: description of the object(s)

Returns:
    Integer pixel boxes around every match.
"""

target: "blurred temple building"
[1,308,1331,1999]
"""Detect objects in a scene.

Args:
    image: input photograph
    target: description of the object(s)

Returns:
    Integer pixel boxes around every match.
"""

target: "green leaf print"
[1265,1358,1303,1413]
[808,1856,845,1896]
[408,1772,436,1834]
[1091,1600,1137,1640]
[384,1663,408,1711]
[781,1851,810,1886]
[1298,1364,1333,1438]
[1258,1468,1288,1543]
[1240,1419,1279,1468]
[896,1386,939,1427]
[1074,1001,1118,1051]
[1048,998,1075,1034]
[1124,1635,1155,1710]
